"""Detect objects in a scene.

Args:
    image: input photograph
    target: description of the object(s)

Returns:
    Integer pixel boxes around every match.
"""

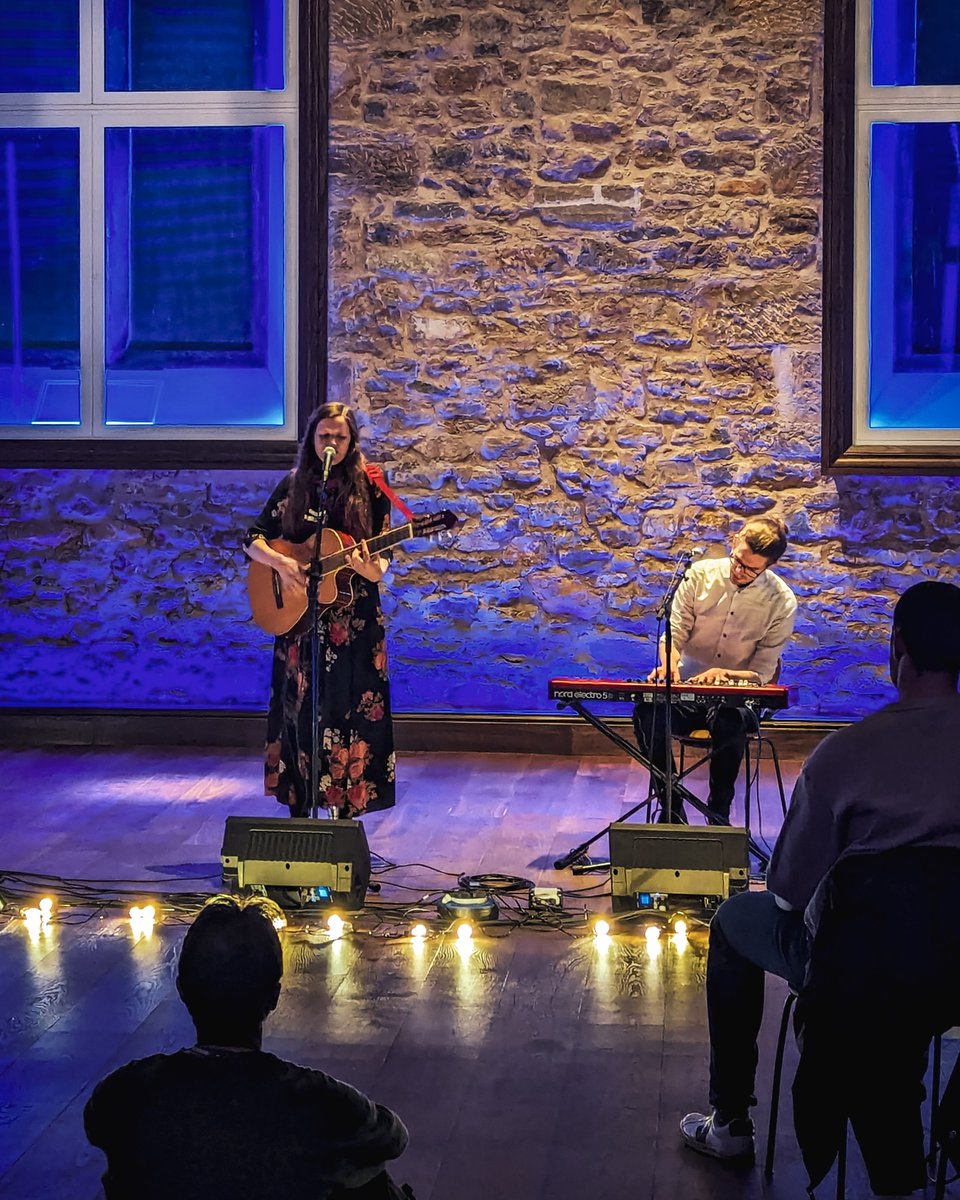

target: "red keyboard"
[548,677,792,710]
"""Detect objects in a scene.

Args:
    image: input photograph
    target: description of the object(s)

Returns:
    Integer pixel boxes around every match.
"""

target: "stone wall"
[1,0,958,720]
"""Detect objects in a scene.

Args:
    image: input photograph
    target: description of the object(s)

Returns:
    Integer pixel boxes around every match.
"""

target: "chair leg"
[930,1032,943,1175]
[935,1125,950,1200]
[836,1121,847,1199]
[765,990,798,1177]
[768,740,788,818]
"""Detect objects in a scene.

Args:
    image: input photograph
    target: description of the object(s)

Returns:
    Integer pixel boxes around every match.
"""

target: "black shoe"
[706,794,732,825]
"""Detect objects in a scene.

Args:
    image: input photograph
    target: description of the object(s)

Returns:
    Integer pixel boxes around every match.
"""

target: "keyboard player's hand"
[688,667,731,686]
[647,666,681,684]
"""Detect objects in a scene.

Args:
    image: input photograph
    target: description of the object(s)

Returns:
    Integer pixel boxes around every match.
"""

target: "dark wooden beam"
[821,0,857,474]
[0,439,299,470]
[298,0,329,429]
[0,708,839,758]
[821,0,960,475]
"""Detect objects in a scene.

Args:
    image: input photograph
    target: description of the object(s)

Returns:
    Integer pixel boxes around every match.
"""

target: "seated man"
[84,896,410,1200]
[680,580,960,1168]
[634,516,797,823]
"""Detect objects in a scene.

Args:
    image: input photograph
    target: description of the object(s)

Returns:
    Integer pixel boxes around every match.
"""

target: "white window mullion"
[91,0,107,105]
[80,0,96,105]
[88,0,104,435]
[87,113,104,438]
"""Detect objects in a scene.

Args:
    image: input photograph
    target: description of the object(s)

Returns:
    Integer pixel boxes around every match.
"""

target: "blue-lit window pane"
[0,130,80,427]
[104,126,285,427]
[873,0,960,86]
[869,122,960,431]
[0,2,79,93]
[105,0,284,91]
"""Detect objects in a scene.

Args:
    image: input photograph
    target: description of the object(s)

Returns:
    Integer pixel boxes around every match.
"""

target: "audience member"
[84,896,411,1200]
[679,580,960,1174]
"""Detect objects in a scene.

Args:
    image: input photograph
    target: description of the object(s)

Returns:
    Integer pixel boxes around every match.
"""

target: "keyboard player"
[634,517,798,824]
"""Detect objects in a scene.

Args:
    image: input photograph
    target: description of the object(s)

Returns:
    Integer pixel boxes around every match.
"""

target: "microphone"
[320,445,335,482]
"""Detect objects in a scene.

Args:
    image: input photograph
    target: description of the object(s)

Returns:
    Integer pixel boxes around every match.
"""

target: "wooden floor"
[0,746,951,1199]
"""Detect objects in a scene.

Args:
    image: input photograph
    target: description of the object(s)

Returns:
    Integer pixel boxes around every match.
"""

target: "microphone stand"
[654,551,694,823]
[307,449,335,821]
[552,551,698,872]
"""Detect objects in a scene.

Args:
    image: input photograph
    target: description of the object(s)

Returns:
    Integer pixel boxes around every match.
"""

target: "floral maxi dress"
[245,471,396,818]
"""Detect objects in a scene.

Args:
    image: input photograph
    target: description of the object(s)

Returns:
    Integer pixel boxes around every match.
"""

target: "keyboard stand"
[552,698,771,873]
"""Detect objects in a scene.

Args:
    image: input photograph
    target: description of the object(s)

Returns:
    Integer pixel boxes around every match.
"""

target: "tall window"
[0,0,299,459]
[824,0,960,471]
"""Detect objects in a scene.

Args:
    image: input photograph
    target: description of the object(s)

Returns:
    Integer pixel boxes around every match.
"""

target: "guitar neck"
[319,522,414,576]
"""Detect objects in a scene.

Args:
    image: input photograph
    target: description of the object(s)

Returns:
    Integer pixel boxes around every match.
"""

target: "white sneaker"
[680,1110,755,1160]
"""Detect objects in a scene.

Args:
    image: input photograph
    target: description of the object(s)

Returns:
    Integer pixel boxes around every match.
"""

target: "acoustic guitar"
[247,510,458,635]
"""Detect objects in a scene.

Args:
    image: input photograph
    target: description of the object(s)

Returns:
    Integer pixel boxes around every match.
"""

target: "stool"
[674,719,788,827]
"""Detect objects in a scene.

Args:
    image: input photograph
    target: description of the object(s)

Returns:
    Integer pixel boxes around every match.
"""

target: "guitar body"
[246,508,458,636]
[247,529,358,637]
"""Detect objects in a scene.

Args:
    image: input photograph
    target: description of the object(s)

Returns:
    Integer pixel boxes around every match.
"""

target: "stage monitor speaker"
[608,822,749,911]
[220,817,371,910]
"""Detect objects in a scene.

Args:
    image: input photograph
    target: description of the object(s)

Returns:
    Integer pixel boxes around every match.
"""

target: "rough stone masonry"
[0,0,958,719]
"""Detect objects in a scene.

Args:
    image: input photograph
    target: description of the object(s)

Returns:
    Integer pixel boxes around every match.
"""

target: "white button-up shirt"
[670,556,797,685]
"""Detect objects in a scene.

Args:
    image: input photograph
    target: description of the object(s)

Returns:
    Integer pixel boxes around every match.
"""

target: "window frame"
[0,0,325,469]
[824,0,960,473]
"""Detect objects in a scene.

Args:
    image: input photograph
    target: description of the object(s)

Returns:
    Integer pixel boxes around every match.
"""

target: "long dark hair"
[283,403,372,539]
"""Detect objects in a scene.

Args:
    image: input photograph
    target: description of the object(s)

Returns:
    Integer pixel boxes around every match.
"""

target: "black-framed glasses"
[731,552,765,580]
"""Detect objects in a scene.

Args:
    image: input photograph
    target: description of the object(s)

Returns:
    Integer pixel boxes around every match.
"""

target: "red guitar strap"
[364,462,415,521]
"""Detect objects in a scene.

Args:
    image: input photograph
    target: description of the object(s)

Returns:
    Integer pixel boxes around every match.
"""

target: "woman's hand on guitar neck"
[348,539,388,583]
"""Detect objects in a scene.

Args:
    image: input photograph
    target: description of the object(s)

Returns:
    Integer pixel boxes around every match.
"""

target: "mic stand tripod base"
[553,843,592,871]
[571,859,611,876]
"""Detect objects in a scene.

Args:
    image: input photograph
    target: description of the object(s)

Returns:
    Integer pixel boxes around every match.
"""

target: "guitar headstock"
[412,510,459,538]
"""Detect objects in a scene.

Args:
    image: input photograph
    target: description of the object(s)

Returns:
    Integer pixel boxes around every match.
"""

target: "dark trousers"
[633,700,749,823]
[706,890,809,1119]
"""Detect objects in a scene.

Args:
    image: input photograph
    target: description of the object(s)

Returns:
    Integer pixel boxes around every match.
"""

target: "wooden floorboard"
[0,745,943,1199]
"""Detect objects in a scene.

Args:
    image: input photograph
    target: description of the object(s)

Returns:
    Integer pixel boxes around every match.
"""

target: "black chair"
[766,996,946,1196]
[673,707,788,835]
[932,1041,960,1198]
[761,847,960,1197]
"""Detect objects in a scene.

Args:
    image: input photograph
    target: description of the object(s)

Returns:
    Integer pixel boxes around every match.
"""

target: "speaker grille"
[621,833,726,871]
[246,828,334,863]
